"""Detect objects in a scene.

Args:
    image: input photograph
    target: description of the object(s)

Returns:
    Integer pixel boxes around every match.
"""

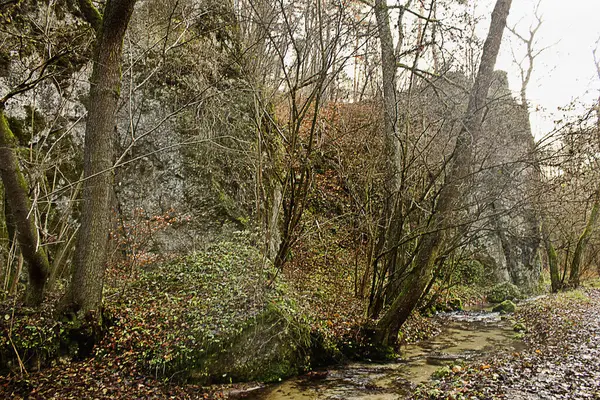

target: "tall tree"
[64,0,137,316]
[374,0,513,346]
[367,0,407,318]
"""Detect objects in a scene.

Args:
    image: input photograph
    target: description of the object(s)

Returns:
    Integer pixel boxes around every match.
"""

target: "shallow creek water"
[248,310,525,400]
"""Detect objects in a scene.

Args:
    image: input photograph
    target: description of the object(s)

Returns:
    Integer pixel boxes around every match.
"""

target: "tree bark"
[542,222,561,292]
[374,0,400,183]
[368,0,404,319]
[64,0,137,316]
[569,187,600,288]
[0,111,50,306]
[374,0,513,347]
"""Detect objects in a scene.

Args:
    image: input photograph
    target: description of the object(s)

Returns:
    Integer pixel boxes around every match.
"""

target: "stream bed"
[247,310,525,400]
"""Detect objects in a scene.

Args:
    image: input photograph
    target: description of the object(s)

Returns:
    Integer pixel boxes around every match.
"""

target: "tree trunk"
[369,0,404,318]
[543,222,561,292]
[569,187,600,288]
[64,0,137,317]
[0,111,50,306]
[374,0,401,191]
[374,0,513,347]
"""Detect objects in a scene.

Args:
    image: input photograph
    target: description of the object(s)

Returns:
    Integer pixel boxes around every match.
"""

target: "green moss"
[6,117,25,144]
[514,332,525,339]
[492,300,516,314]
[337,325,398,362]
[101,237,316,384]
[77,0,102,33]
[188,299,312,384]
[0,306,103,374]
[6,106,47,146]
[513,322,527,332]
[487,282,521,303]
[447,297,463,311]
[563,289,590,303]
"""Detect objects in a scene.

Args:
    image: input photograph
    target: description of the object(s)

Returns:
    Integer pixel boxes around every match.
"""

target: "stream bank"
[413,288,600,399]
[3,289,599,399]
[245,290,600,399]
[248,310,524,399]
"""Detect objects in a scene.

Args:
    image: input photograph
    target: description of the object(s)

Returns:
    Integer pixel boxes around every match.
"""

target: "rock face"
[417,71,542,292]
[487,282,522,304]
[474,71,542,292]
[112,0,258,254]
[1,1,541,290]
[1,0,262,259]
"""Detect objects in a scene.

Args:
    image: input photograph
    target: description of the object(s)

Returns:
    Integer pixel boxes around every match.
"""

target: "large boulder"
[189,303,312,383]
[101,238,319,384]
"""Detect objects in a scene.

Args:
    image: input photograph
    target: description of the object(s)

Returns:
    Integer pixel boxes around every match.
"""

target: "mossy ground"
[0,234,335,397]
[0,231,483,398]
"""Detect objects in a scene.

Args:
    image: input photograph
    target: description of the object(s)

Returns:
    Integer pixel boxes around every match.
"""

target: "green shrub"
[513,322,527,332]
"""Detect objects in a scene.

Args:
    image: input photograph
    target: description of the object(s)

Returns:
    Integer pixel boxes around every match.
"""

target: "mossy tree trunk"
[541,222,561,292]
[64,0,137,317]
[373,0,513,347]
[569,187,600,288]
[0,111,50,306]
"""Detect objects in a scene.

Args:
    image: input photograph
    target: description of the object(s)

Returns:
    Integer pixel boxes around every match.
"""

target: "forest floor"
[2,272,600,399]
[414,287,600,399]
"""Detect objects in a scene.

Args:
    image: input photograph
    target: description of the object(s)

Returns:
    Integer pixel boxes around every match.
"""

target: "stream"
[247,310,525,400]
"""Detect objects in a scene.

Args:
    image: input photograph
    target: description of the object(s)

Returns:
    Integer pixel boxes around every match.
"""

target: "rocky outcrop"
[416,71,542,292]
[475,71,542,292]
[1,0,262,262]
[112,0,258,253]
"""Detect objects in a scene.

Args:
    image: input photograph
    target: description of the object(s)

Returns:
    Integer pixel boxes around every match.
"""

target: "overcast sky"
[481,0,600,138]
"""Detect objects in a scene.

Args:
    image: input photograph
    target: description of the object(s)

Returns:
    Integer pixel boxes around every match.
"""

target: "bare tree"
[507,0,562,292]
[507,1,544,108]
[239,0,363,271]
[0,1,78,305]
[374,0,513,346]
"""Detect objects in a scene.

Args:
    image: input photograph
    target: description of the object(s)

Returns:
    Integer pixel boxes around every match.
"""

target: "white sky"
[481,0,600,138]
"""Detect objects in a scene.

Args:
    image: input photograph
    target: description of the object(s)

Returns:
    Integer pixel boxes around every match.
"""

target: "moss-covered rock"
[99,236,320,384]
[492,300,516,314]
[487,282,521,304]
[190,301,312,383]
